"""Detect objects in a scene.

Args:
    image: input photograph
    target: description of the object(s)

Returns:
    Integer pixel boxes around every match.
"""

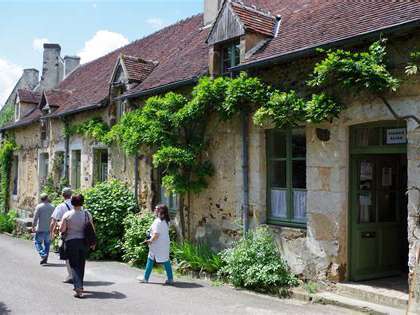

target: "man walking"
[32,193,55,265]
[50,187,73,282]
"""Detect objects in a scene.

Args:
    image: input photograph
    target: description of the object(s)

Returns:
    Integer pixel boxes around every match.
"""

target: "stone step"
[291,288,406,315]
[335,282,408,310]
[314,291,406,315]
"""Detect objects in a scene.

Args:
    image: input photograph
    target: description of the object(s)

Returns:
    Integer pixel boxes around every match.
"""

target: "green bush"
[122,211,155,267]
[84,180,138,260]
[172,241,224,274]
[218,226,298,294]
[0,210,18,233]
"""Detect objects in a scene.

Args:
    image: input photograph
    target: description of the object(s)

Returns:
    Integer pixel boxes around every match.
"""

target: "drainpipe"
[241,110,250,234]
[134,155,139,207]
[63,118,70,183]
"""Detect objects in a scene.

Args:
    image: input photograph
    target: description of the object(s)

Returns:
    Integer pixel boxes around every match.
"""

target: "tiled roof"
[120,55,157,83]
[17,89,41,104]
[241,0,420,64]
[4,1,420,130]
[53,14,208,116]
[230,1,277,37]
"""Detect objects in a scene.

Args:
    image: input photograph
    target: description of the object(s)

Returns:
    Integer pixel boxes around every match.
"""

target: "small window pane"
[272,133,286,158]
[354,127,380,146]
[271,160,286,188]
[377,191,397,222]
[358,192,375,223]
[292,129,306,157]
[271,189,287,218]
[292,160,306,189]
[293,190,306,221]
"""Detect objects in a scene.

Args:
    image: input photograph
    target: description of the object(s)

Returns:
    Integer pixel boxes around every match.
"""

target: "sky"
[0,0,203,104]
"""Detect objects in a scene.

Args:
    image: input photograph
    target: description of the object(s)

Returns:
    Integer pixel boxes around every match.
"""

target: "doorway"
[349,122,408,281]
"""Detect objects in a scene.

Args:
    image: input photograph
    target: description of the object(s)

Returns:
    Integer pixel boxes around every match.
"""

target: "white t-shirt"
[148,218,170,263]
[51,199,73,221]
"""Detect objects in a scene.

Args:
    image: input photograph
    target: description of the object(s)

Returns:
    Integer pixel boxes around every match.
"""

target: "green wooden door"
[350,154,407,280]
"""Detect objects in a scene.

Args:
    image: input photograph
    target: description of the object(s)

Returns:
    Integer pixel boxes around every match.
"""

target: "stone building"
[1,0,420,292]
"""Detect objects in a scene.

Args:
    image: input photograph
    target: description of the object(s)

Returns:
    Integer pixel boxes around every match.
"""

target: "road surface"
[0,234,359,315]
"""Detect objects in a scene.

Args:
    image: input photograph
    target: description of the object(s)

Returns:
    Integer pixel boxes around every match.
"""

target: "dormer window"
[207,0,278,77]
[221,40,240,74]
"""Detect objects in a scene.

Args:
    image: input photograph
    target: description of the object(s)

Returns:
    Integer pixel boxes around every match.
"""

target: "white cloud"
[0,58,22,106]
[146,18,167,30]
[32,37,49,53]
[78,30,129,64]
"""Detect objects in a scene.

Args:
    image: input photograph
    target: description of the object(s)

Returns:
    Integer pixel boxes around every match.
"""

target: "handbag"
[84,211,96,247]
[58,237,67,260]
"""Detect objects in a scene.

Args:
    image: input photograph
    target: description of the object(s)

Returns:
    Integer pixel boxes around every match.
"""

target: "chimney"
[64,56,80,77]
[22,68,39,90]
[40,43,64,90]
[204,0,223,26]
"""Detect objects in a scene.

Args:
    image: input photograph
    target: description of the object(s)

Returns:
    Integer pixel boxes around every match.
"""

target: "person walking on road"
[32,193,55,265]
[138,204,174,285]
[50,187,73,283]
[60,194,94,298]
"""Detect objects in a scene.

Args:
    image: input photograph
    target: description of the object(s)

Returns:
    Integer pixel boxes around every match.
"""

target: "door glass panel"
[293,190,306,221]
[271,160,286,187]
[358,192,375,223]
[292,160,306,188]
[271,189,287,218]
[359,161,373,190]
[378,191,397,222]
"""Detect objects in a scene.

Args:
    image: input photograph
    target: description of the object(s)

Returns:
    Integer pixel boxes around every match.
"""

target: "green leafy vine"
[0,139,17,211]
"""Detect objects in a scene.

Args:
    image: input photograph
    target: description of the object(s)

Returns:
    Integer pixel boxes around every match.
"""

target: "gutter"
[231,18,420,72]
[117,76,200,100]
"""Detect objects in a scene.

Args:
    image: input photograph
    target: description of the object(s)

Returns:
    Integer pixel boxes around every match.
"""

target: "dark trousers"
[66,239,87,290]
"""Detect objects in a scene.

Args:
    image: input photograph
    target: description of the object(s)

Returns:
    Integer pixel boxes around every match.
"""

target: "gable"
[207,2,245,45]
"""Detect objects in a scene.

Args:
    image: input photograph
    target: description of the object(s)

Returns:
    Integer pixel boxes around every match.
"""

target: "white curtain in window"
[293,190,307,220]
[271,190,287,218]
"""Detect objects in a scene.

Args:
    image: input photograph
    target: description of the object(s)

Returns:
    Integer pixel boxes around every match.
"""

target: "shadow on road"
[82,291,126,299]
[42,263,65,267]
[0,302,11,315]
[83,281,114,287]
[172,281,203,289]
[145,281,203,289]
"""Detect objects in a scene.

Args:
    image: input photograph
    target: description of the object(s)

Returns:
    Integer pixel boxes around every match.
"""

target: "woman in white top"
[138,204,173,284]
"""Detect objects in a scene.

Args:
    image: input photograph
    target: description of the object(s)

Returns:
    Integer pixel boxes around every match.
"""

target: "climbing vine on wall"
[0,139,16,212]
[65,117,111,144]
[406,50,420,76]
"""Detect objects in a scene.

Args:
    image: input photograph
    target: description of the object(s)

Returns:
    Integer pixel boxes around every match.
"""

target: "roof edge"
[118,76,200,100]
[231,18,420,72]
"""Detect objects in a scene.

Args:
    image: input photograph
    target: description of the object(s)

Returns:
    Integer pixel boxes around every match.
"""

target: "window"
[39,153,49,187]
[40,119,49,141]
[220,40,240,74]
[116,101,126,121]
[93,149,108,186]
[267,129,307,226]
[153,168,179,214]
[71,150,81,189]
[12,156,18,195]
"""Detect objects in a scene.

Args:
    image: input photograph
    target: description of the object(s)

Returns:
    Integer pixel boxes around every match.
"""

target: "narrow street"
[0,234,359,315]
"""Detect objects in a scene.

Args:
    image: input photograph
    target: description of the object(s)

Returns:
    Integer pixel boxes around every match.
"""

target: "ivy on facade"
[64,117,111,144]
[0,139,16,211]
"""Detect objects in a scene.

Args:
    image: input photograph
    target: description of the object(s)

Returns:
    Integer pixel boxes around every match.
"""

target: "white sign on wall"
[386,128,407,145]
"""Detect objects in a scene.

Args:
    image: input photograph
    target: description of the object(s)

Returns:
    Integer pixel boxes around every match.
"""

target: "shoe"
[63,278,73,284]
[136,276,148,283]
[40,256,48,265]
[165,280,174,285]
[73,289,84,299]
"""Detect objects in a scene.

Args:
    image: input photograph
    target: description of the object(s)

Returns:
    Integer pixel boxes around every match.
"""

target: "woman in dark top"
[60,194,94,298]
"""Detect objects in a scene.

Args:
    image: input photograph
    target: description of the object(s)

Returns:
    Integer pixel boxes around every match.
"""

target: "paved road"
[0,234,359,315]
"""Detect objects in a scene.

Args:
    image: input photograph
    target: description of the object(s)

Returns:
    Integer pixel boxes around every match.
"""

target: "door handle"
[361,232,376,238]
